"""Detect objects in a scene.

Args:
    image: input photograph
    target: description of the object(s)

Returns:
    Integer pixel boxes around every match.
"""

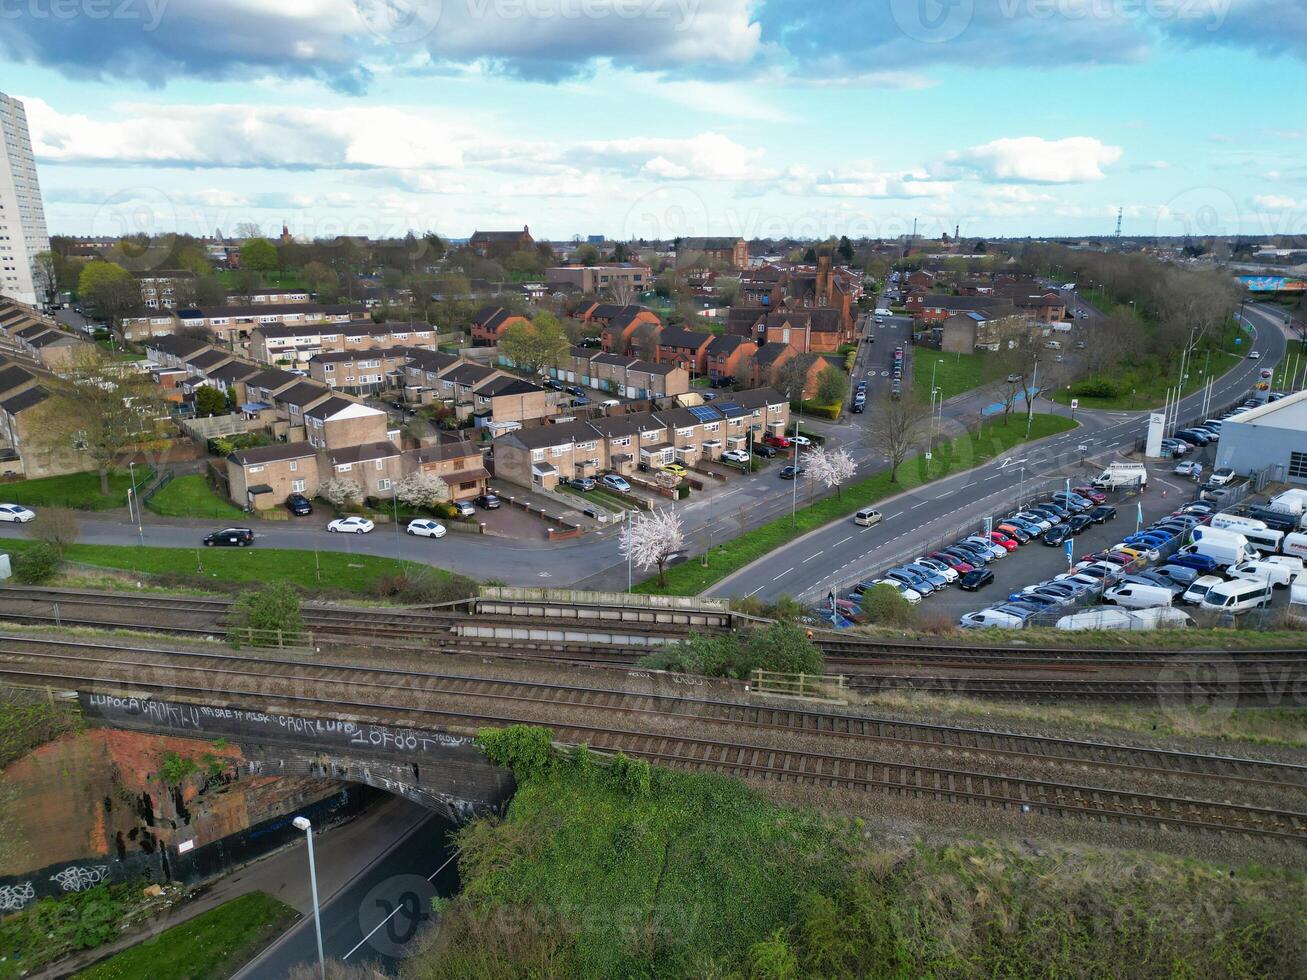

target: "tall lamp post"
[790,388,805,527]
[127,461,144,545]
[292,816,326,979]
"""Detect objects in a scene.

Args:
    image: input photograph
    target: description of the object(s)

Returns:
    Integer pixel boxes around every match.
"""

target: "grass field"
[215,270,306,290]
[0,469,152,511]
[636,413,1076,596]
[145,475,246,520]
[0,538,444,594]
[73,892,296,980]
[912,349,988,401]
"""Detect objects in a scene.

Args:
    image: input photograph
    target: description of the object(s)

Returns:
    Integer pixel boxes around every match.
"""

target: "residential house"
[940,311,1036,353]
[274,379,334,435]
[145,334,212,368]
[469,375,553,426]
[325,440,404,499]
[170,303,370,347]
[906,294,1017,324]
[739,265,787,307]
[250,321,436,365]
[226,442,320,510]
[555,350,690,399]
[18,327,89,370]
[134,270,194,310]
[470,306,530,346]
[399,348,461,403]
[656,326,714,375]
[704,333,758,383]
[303,397,391,451]
[546,264,651,295]
[993,283,1066,323]
[599,307,662,356]
[308,347,410,395]
[415,441,489,502]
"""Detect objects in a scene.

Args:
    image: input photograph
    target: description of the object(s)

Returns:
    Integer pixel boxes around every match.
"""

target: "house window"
[323,364,334,372]
[375,459,384,470]
[1290,452,1307,480]
[248,465,264,474]
[336,463,352,472]
[291,479,305,493]
[289,460,298,472]
[377,478,392,491]
[532,449,545,462]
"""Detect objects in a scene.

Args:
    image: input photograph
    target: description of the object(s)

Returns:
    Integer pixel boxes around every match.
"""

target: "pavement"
[714,301,1289,603]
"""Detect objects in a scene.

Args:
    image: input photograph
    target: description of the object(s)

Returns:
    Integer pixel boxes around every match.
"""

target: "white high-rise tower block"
[0,93,50,307]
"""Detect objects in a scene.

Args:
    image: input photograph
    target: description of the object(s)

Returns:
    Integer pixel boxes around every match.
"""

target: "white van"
[1264,555,1305,574]
[1200,578,1274,614]
[960,609,1024,629]
[1127,607,1193,630]
[1289,573,1307,624]
[1056,608,1133,630]
[1283,532,1307,560]
[1228,560,1293,588]
[1103,582,1173,609]
[1092,462,1148,490]
[1210,513,1267,535]
[1269,489,1307,517]
[1243,527,1285,555]
[1181,574,1225,606]
[853,507,883,527]
[873,307,891,317]
[1185,527,1257,568]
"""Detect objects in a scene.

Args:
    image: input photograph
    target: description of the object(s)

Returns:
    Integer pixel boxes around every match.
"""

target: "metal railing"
[480,586,730,613]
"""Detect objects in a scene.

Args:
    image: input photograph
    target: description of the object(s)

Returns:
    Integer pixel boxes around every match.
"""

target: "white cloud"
[1252,194,1307,211]
[571,133,769,181]
[937,137,1123,184]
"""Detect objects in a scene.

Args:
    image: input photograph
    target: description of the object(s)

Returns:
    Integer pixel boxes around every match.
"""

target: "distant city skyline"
[0,1,1303,242]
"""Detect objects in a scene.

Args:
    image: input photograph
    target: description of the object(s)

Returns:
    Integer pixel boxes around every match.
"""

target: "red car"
[763,433,791,449]
[930,551,974,574]
[989,531,1019,551]
[1072,485,1107,504]
[1081,551,1132,567]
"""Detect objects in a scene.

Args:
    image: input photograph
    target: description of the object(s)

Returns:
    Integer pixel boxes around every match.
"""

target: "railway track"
[0,633,1304,845]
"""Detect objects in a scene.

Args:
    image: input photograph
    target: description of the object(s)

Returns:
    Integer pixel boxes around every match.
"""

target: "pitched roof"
[243,368,302,392]
[327,440,402,466]
[208,360,262,383]
[275,380,333,407]
[732,386,787,410]
[500,419,601,451]
[470,229,530,242]
[0,364,35,394]
[417,441,483,464]
[657,327,713,349]
[440,363,498,386]
[228,441,319,466]
[474,375,542,397]
[187,348,234,370]
[146,335,210,358]
[310,346,410,364]
[403,348,460,374]
[707,334,753,356]
[304,396,377,421]
[753,342,794,367]
[0,386,49,415]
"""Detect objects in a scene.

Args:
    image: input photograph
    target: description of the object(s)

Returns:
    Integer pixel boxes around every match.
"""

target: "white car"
[872,579,922,604]
[406,519,447,538]
[790,435,812,447]
[1208,467,1235,486]
[328,516,375,534]
[720,449,750,464]
[1247,351,1260,359]
[1174,460,1199,476]
[0,504,35,523]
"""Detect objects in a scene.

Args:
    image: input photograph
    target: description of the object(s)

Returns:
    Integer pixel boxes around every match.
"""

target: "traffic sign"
[1070,399,1079,409]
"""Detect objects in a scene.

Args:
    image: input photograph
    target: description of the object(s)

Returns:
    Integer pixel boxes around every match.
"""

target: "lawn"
[1270,340,1307,392]
[73,892,296,980]
[145,475,246,520]
[636,413,1077,596]
[912,349,987,401]
[215,269,306,290]
[0,538,449,594]
[0,468,152,511]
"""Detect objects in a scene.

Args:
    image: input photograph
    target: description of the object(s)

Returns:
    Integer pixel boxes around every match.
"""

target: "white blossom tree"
[619,508,685,587]
[807,445,858,499]
[319,477,363,511]
[395,471,449,509]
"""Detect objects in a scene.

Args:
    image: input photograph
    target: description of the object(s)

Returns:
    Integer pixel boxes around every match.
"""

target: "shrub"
[372,570,478,604]
[742,620,824,676]
[159,751,200,784]
[25,507,78,556]
[12,542,59,584]
[1071,379,1119,399]
[607,752,652,797]
[641,622,823,680]
[227,581,304,646]
[477,725,555,778]
[857,584,918,628]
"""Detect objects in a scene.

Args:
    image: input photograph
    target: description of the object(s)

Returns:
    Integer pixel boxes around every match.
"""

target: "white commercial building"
[1216,389,1307,486]
[0,93,50,307]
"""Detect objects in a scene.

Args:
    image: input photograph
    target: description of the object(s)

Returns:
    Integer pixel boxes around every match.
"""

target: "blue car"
[1169,553,1220,575]
[1124,533,1168,548]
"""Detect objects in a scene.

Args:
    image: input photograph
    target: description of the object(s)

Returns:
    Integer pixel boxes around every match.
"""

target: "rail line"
[0,633,1304,794]
[1,652,1301,844]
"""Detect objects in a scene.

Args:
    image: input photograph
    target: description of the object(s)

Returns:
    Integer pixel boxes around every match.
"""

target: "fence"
[141,469,175,507]
[750,670,847,704]
[180,413,247,441]
[480,585,730,613]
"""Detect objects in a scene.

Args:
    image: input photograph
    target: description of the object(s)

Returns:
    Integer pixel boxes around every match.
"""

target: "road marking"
[836,535,852,545]
[911,500,930,509]
[745,585,766,597]
[801,551,824,563]
[886,511,903,520]
[773,567,794,581]
[345,853,459,960]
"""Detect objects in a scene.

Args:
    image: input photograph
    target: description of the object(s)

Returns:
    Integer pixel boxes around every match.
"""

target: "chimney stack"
[816,253,831,304]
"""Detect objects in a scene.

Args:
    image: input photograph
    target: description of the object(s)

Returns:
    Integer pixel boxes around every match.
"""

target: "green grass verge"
[144,475,246,520]
[417,733,1307,978]
[1270,340,1307,391]
[912,349,987,401]
[636,414,1077,596]
[0,469,152,511]
[0,538,442,594]
[73,892,296,980]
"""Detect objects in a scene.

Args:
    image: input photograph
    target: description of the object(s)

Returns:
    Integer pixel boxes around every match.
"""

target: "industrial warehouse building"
[1216,389,1307,486]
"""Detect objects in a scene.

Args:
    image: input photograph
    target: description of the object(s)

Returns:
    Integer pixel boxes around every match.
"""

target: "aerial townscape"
[1,3,1307,978]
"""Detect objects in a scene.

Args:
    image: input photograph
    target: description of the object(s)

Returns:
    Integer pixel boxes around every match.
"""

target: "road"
[715,302,1289,604]
[239,804,458,978]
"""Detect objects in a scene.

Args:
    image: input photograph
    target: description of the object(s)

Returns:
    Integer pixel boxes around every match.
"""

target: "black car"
[851,401,865,413]
[1043,524,1072,546]
[752,444,778,458]
[1066,514,1094,535]
[779,465,806,480]
[476,493,501,509]
[959,568,994,591]
[203,527,254,547]
[1088,505,1117,523]
[566,385,585,397]
[286,493,313,516]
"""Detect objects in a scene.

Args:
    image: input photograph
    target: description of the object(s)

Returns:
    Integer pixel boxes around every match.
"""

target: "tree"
[868,395,931,482]
[807,445,857,499]
[32,250,58,307]
[741,621,824,676]
[318,477,363,510]
[32,350,168,494]
[228,582,303,647]
[77,258,130,299]
[619,508,685,587]
[234,222,263,239]
[575,244,600,267]
[499,312,570,375]
[836,235,855,263]
[774,357,815,404]
[25,506,78,556]
[815,365,849,405]
[803,247,817,263]
[239,237,278,272]
[193,386,227,418]
[395,471,449,509]
[301,261,339,300]
[859,583,918,627]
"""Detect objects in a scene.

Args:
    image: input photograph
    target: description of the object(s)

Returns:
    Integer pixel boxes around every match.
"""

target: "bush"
[477,725,556,778]
[1071,379,1120,399]
[857,584,918,628]
[227,581,304,646]
[742,620,824,676]
[372,570,478,604]
[641,621,823,680]
[12,542,60,584]
[25,506,78,556]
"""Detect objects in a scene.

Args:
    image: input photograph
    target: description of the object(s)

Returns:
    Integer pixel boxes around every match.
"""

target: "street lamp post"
[292,816,326,979]
[127,462,144,545]
[790,390,805,527]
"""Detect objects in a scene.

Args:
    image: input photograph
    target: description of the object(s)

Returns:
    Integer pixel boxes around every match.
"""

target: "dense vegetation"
[405,726,1307,979]
[638,620,823,679]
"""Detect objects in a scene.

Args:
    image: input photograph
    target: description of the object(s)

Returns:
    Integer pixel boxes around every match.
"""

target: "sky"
[1,0,1305,242]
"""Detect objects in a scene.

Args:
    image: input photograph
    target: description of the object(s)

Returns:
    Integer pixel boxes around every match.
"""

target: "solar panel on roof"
[717,402,745,418]
[688,405,722,422]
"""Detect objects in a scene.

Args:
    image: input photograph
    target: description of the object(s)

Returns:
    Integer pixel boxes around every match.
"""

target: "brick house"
[676,237,749,270]
[304,397,391,450]
[226,442,320,510]
[556,350,690,399]
[599,308,662,356]
[705,333,758,383]
[468,226,533,257]
[325,440,405,499]
[656,326,714,375]
[469,375,553,426]
[308,347,410,395]
[175,303,369,348]
[546,264,651,294]
[739,265,787,307]
[907,294,1017,324]
[470,306,530,346]
[415,441,489,501]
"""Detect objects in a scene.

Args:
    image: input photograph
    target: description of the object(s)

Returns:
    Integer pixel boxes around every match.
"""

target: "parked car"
[285,493,313,516]
[873,579,923,604]
[452,500,476,518]
[930,551,974,574]
[568,477,597,491]
[790,435,813,447]
[600,474,631,493]
[720,449,751,465]
[763,434,791,449]
[661,462,689,478]
[1174,460,1201,476]
[406,519,447,538]
[0,504,35,523]
[989,531,1019,551]
[1066,514,1094,535]
[202,527,254,547]
[1208,467,1235,487]
[959,568,995,591]
[328,516,375,534]
[995,523,1032,544]
[914,557,959,582]
[1014,511,1054,531]
[476,493,501,509]
[1071,486,1106,504]
[1043,524,1072,546]
[851,401,866,413]
[752,444,778,458]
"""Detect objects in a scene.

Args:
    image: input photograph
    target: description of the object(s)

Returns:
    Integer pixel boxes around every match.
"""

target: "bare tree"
[619,509,685,587]
[32,251,59,308]
[868,396,932,482]
[25,506,78,555]
[607,280,638,307]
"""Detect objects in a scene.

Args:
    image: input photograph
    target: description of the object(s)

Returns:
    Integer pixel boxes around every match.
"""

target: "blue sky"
[1,0,1304,240]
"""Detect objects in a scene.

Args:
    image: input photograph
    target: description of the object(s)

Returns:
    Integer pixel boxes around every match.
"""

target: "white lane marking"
[345,853,459,960]
[911,500,930,509]
[886,511,903,519]
[746,584,766,597]
[836,535,852,545]
[801,551,823,563]
[773,567,794,581]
